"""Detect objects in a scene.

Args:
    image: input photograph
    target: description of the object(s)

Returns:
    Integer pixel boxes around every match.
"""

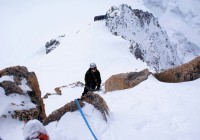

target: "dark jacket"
[85,68,101,89]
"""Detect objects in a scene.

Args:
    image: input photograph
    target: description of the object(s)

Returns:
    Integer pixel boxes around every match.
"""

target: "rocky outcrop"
[53,81,84,95]
[0,66,46,122]
[43,92,109,125]
[154,56,200,82]
[45,39,60,54]
[45,35,65,54]
[106,4,180,71]
[14,108,39,121]
[82,93,109,121]
[105,69,150,92]
[43,81,84,99]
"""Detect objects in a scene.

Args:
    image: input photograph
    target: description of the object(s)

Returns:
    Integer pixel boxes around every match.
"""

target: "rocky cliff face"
[106,4,181,71]
[0,66,46,122]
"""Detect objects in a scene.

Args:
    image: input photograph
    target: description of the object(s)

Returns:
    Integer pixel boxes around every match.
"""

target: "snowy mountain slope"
[44,75,200,140]
[143,0,200,62]
[0,0,200,140]
[144,0,200,32]
[171,31,200,62]
[0,0,145,69]
[28,21,148,96]
[1,75,200,140]
[2,0,199,71]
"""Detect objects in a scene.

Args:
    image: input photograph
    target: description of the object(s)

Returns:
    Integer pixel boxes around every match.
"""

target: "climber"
[23,119,49,140]
[82,63,101,96]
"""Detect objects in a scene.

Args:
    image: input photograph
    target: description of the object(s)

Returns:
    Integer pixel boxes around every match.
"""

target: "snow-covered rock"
[44,93,109,125]
[46,102,108,140]
[106,4,181,71]
[0,66,46,122]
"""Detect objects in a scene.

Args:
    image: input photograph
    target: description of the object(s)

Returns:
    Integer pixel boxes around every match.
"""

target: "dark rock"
[94,15,107,21]
[133,9,154,27]
[45,35,65,54]
[130,43,144,61]
[45,39,60,54]
[43,93,60,99]
[43,93,51,99]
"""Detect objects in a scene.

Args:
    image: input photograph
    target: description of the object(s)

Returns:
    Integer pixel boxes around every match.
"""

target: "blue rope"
[74,99,98,140]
